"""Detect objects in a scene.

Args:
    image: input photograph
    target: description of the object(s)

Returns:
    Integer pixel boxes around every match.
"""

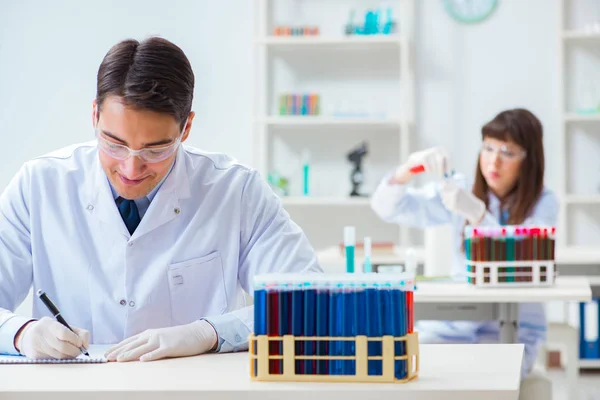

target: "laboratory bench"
[0,344,524,400]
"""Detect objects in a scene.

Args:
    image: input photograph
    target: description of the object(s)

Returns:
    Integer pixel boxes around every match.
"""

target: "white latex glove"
[17,317,90,360]
[441,181,486,225]
[393,147,450,183]
[105,320,218,362]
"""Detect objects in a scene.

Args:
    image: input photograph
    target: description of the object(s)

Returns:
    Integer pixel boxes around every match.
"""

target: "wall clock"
[443,0,499,24]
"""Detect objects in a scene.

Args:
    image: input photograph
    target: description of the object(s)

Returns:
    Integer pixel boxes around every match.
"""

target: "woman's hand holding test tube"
[390,147,449,184]
[388,146,485,225]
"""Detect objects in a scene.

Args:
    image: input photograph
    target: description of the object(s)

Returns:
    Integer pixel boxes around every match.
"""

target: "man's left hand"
[105,320,218,362]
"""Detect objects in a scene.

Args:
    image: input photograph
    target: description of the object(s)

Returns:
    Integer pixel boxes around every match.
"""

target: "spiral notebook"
[0,345,109,364]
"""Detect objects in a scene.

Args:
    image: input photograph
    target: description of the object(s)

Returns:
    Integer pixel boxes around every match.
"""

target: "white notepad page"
[0,344,111,364]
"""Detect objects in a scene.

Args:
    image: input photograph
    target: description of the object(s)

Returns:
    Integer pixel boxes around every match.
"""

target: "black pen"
[36,289,90,357]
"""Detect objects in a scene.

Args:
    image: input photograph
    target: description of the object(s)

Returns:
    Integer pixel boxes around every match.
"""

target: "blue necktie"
[116,197,141,234]
[500,209,510,225]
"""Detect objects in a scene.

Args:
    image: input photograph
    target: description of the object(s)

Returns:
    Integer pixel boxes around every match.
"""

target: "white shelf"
[565,195,600,204]
[257,35,404,50]
[585,276,600,286]
[563,31,600,41]
[564,113,600,122]
[579,359,600,369]
[262,116,402,128]
[281,196,371,206]
[567,275,600,286]
[556,246,600,265]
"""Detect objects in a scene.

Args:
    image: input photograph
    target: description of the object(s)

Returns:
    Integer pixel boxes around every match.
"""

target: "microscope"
[347,142,368,197]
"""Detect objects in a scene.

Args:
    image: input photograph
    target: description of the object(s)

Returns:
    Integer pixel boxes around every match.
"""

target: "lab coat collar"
[486,190,515,225]
[132,146,191,239]
[488,191,500,210]
[487,190,514,212]
[87,145,191,239]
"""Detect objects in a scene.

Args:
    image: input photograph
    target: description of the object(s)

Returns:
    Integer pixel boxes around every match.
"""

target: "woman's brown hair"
[472,108,545,224]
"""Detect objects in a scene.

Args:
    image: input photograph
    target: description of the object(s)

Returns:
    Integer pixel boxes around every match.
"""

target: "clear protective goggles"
[95,128,183,164]
[480,142,526,162]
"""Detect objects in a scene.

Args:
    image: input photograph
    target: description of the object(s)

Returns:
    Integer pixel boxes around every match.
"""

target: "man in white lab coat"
[0,37,321,362]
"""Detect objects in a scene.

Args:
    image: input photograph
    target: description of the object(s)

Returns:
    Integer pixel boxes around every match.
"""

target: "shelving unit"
[253,0,416,249]
[558,0,600,247]
[557,1,600,371]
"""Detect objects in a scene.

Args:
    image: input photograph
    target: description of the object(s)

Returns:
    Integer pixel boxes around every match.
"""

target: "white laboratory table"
[0,344,524,400]
[414,276,591,342]
[415,276,591,400]
[415,276,592,303]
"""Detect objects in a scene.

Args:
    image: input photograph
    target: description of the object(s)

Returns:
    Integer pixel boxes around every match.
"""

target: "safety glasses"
[95,129,182,163]
[480,142,526,163]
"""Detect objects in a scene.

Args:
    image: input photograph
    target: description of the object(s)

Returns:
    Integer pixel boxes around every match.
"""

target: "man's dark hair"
[96,37,194,129]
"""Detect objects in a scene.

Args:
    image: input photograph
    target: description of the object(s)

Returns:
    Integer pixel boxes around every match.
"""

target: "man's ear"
[92,100,99,128]
[181,111,195,142]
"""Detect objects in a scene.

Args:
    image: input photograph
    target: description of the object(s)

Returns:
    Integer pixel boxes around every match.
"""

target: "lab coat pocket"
[168,251,228,325]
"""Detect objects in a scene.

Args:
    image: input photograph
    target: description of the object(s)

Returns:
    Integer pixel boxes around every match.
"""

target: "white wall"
[415,0,559,190]
[0,0,561,191]
[0,0,576,251]
[0,0,254,191]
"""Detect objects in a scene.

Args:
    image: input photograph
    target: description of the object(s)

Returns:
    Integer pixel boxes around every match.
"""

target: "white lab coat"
[370,173,559,377]
[0,142,322,355]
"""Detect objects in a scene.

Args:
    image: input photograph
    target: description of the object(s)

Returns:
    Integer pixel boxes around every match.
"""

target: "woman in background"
[370,108,558,377]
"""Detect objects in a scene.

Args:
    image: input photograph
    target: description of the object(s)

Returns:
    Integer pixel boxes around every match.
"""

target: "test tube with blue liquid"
[253,280,267,377]
[315,277,329,375]
[302,149,310,197]
[344,226,355,273]
[252,272,416,380]
[303,279,316,374]
[291,280,304,374]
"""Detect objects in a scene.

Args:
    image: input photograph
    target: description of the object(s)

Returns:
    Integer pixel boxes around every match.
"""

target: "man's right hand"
[15,317,90,359]
[391,147,450,184]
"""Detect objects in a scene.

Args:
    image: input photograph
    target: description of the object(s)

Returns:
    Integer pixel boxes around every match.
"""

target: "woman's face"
[479,137,526,199]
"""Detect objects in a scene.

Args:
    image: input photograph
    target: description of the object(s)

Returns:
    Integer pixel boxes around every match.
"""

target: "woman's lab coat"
[0,143,321,355]
[370,173,559,377]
